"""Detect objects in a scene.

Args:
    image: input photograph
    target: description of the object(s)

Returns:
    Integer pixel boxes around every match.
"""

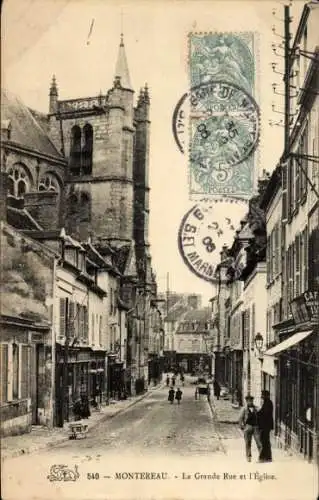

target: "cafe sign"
[290,290,319,324]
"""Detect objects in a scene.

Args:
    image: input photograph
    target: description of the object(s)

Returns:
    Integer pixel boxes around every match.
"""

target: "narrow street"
[2,381,315,500]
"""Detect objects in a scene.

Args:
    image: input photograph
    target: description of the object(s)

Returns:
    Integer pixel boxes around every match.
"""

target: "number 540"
[87,473,100,480]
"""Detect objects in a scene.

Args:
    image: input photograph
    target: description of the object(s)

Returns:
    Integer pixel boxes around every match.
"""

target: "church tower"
[48,35,135,250]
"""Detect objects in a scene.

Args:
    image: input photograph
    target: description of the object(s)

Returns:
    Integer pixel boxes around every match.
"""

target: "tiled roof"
[1,88,63,159]
[182,307,211,321]
[165,304,188,322]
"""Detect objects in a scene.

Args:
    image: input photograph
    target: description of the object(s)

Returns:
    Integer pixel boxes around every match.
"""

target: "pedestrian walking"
[168,387,175,404]
[175,387,183,405]
[238,394,262,462]
[171,375,176,387]
[213,379,221,400]
[257,390,274,462]
[166,374,170,387]
[180,374,185,386]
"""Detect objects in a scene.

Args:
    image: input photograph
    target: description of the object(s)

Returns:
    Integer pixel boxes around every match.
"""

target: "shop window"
[8,164,31,199]
[12,343,19,400]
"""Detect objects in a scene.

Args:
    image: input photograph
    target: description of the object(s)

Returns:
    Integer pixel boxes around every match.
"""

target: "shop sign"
[290,290,319,324]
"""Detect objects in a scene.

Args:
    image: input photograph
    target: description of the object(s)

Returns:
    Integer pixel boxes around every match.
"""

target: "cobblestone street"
[2,382,317,500]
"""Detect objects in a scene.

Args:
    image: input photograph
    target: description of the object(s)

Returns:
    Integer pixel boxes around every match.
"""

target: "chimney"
[0,172,8,222]
[24,191,60,231]
[220,244,228,262]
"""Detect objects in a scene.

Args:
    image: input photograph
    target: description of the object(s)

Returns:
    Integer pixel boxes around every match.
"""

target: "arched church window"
[70,126,81,176]
[39,174,60,192]
[8,164,30,199]
[82,124,93,175]
[68,193,78,215]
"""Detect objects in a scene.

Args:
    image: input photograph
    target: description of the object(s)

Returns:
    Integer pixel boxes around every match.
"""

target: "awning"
[262,355,277,377]
[264,330,313,356]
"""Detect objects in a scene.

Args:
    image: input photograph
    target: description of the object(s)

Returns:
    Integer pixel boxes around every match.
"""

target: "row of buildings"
[210,2,318,463]
[0,37,165,436]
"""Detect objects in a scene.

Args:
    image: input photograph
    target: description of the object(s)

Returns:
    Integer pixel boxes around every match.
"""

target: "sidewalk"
[208,397,317,500]
[1,383,163,461]
[210,396,241,424]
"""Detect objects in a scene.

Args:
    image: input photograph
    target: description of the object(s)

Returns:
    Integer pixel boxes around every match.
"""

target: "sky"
[2,0,306,304]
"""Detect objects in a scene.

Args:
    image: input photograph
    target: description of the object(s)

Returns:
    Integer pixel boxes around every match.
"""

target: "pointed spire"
[114,34,132,90]
[50,75,58,96]
[144,83,150,104]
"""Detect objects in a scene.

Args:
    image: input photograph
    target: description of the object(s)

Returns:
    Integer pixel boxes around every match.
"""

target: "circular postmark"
[173,80,260,165]
[178,199,248,283]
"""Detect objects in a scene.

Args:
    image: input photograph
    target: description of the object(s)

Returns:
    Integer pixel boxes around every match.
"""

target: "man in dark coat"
[175,388,183,405]
[213,379,221,400]
[258,390,274,462]
[239,394,262,462]
[168,387,175,404]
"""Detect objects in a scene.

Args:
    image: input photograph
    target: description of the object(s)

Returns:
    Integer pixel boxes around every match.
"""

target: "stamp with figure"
[189,81,260,196]
[178,199,248,282]
[189,32,256,93]
[172,31,260,199]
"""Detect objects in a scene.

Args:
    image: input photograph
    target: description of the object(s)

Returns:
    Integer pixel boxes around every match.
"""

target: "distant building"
[174,308,212,374]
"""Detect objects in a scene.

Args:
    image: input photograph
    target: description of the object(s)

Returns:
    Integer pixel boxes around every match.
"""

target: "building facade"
[264,2,319,462]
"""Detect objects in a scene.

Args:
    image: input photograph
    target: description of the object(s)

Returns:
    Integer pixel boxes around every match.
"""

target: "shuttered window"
[84,306,88,340]
[99,315,102,346]
[303,226,308,291]
[295,159,300,205]
[12,343,19,400]
[59,298,66,337]
[0,344,8,403]
[251,304,255,348]
[300,123,308,199]
[68,301,75,337]
[295,234,300,297]
[282,162,288,222]
[20,345,30,399]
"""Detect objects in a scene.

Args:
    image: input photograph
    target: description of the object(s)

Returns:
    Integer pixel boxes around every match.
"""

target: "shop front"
[265,291,318,462]
[55,346,107,426]
[107,355,125,400]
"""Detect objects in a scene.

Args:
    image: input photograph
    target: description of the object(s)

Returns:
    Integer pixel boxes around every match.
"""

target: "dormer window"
[78,251,86,272]
[64,246,77,267]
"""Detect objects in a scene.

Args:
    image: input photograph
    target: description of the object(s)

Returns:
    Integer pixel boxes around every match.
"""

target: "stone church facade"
[1,35,157,434]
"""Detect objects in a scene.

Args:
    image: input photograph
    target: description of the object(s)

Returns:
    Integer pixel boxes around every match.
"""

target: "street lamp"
[254,332,264,353]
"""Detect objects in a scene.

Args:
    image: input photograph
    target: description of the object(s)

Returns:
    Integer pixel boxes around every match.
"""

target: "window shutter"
[84,306,88,340]
[80,305,85,339]
[68,301,75,338]
[304,227,308,291]
[59,298,66,337]
[282,162,288,223]
[0,344,8,403]
[295,234,300,296]
[295,159,300,205]
[251,304,255,348]
[20,345,30,399]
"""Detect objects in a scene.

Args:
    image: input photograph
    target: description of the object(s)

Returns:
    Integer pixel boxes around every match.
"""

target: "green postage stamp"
[188,32,260,199]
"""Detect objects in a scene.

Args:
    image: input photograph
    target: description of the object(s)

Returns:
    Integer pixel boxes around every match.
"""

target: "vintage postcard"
[1,1,318,500]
